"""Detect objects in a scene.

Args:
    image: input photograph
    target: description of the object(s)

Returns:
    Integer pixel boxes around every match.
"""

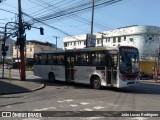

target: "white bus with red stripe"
[33,46,140,89]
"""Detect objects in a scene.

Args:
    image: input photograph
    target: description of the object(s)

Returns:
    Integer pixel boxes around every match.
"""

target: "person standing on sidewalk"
[153,63,159,82]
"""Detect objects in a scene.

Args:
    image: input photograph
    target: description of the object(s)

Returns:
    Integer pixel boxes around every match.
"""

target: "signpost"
[86,34,96,47]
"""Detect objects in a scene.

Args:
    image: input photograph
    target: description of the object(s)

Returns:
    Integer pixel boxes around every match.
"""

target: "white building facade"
[63,25,160,60]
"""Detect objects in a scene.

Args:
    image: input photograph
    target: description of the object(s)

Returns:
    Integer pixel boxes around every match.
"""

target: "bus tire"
[91,76,101,89]
[48,72,55,82]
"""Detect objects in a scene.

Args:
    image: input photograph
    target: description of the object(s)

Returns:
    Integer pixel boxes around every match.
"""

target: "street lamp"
[1,22,16,78]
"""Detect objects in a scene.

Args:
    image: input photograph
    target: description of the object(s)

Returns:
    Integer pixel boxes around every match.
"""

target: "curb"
[0,83,45,95]
[140,80,160,85]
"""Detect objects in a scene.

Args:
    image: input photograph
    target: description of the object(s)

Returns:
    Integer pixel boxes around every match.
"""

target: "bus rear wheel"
[91,77,101,89]
[48,72,55,82]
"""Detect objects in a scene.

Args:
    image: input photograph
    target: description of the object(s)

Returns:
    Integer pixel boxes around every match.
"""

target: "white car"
[2,64,8,69]
[2,64,12,69]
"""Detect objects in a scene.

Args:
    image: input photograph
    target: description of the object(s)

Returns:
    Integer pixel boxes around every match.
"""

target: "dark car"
[140,72,151,80]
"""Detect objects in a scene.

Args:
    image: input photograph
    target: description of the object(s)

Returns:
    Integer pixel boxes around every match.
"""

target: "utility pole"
[158,43,160,67]
[53,36,60,50]
[91,0,94,34]
[1,24,7,78]
[18,0,26,80]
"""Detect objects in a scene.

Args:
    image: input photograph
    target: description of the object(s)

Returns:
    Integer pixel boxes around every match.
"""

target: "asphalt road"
[0,69,160,120]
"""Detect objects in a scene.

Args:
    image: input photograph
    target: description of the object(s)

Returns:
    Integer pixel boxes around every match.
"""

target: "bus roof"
[34,46,137,54]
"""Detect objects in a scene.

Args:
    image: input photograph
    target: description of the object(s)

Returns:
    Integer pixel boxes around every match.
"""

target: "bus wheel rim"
[94,80,99,88]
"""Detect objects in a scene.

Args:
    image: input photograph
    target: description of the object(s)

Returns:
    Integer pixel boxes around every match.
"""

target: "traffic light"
[40,27,44,35]
[1,44,5,51]
[2,51,6,56]
[1,44,7,56]
[5,45,9,51]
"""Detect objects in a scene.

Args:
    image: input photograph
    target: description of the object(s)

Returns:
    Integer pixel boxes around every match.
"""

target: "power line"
[25,0,122,30]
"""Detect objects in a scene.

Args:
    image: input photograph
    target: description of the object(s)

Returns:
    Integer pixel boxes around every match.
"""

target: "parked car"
[2,64,8,69]
[139,72,150,80]
[1,64,13,69]
[7,64,13,69]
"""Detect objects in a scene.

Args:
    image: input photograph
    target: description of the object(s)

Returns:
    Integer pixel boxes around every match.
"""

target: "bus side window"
[108,55,114,67]
[77,56,82,65]
[91,53,96,65]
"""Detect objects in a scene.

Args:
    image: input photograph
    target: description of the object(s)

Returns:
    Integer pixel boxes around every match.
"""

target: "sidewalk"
[140,79,160,84]
[0,78,45,95]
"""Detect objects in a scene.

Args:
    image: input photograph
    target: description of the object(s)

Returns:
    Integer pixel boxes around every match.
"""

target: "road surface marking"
[57,99,74,103]
[83,108,93,111]
[80,102,89,105]
[34,107,56,111]
[6,106,12,108]
[70,104,79,107]
[65,99,74,102]
[93,106,105,110]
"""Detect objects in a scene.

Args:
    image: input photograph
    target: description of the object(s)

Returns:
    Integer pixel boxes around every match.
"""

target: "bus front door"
[66,54,74,82]
[107,54,117,86]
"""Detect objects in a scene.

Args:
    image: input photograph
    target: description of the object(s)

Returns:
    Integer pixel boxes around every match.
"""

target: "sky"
[0,0,160,48]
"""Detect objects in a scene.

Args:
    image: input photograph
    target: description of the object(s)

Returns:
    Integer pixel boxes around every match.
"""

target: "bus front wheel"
[91,77,101,89]
[48,72,55,82]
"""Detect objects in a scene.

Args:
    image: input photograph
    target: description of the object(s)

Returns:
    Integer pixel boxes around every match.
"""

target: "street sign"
[86,34,96,47]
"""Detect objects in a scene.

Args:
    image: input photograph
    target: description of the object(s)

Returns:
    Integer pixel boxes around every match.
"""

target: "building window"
[113,37,116,43]
[30,48,32,52]
[64,43,67,47]
[130,38,134,42]
[97,39,99,44]
[124,36,126,41]
[118,37,121,42]
[108,38,110,42]
[99,39,102,44]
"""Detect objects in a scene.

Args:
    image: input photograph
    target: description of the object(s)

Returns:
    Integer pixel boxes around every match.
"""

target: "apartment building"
[0,34,15,61]
[63,25,160,60]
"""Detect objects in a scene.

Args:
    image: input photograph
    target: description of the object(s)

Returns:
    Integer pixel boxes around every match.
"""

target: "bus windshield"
[119,47,139,74]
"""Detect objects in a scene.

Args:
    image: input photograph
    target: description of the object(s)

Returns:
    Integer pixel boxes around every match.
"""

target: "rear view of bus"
[118,46,140,87]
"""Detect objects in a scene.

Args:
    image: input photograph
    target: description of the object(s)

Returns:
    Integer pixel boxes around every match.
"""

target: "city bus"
[33,46,140,89]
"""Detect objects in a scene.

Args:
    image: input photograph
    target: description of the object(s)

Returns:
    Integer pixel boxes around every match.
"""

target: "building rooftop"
[26,40,56,48]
